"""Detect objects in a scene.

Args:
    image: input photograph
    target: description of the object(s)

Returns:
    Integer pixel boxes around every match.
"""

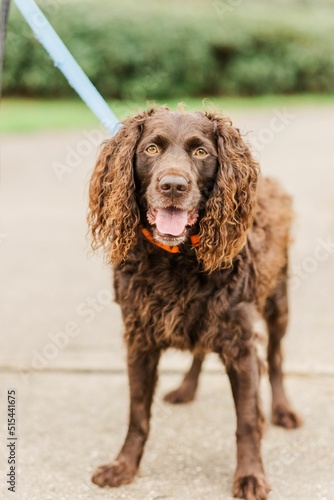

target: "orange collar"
[141,227,200,253]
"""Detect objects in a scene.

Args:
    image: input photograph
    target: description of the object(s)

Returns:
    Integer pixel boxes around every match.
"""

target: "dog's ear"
[196,112,259,273]
[88,110,153,264]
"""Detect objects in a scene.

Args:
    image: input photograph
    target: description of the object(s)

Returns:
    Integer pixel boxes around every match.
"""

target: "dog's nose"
[159,175,188,195]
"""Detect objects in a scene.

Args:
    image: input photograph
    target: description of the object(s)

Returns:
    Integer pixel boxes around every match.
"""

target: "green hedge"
[3,0,334,98]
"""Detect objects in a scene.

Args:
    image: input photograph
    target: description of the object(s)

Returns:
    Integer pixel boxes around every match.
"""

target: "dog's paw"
[163,383,196,404]
[272,404,303,429]
[92,460,136,488]
[233,472,270,500]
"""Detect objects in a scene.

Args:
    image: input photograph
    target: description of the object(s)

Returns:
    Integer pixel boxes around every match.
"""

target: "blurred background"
[2,0,334,131]
[0,1,334,499]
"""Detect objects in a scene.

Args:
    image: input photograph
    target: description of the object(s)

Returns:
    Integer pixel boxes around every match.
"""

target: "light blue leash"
[12,0,121,134]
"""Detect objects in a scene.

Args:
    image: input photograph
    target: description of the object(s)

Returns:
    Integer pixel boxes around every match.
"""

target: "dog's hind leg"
[163,352,204,404]
[265,267,302,429]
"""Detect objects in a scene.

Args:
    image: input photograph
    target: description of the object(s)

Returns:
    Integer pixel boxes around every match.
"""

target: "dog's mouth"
[147,207,198,242]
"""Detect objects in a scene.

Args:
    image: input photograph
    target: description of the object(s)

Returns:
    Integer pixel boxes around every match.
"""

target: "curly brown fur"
[88,106,302,500]
[197,112,259,271]
[88,108,157,263]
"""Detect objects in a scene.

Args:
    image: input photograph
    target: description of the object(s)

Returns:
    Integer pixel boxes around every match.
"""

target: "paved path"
[0,104,333,499]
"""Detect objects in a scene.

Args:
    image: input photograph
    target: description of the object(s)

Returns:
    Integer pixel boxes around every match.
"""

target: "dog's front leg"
[226,346,270,500]
[92,346,160,488]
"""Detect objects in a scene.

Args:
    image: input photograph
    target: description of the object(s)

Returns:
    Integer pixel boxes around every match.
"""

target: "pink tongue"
[156,208,188,236]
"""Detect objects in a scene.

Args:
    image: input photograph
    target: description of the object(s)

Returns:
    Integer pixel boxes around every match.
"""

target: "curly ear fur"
[88,109,155,263]
[196,112,259,273]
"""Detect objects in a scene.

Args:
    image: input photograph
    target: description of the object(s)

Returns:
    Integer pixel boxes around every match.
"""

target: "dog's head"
[88,106,259,272]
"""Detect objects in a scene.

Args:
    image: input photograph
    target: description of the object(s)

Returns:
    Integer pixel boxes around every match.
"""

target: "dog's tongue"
[155,208,188,236]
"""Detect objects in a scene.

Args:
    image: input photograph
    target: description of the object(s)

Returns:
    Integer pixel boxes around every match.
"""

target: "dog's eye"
[146,145,159,155]
[194,147,208,157]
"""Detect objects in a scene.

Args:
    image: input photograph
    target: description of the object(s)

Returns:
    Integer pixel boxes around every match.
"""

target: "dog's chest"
[116,254,237,351]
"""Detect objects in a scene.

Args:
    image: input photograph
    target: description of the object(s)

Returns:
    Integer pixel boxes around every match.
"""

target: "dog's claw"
[92,460,136,488]
[163,384,197,404]
[272,404,303,429]
[233,473,271,500]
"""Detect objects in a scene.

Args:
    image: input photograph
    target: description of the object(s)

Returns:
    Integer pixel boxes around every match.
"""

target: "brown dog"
[88,107,302,499]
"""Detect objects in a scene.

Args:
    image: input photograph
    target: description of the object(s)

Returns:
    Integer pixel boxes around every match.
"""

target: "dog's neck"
[141,227,200,254]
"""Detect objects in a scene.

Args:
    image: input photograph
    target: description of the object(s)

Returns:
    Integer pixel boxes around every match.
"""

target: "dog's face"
[135,112,218,246]
[88,107,259,272]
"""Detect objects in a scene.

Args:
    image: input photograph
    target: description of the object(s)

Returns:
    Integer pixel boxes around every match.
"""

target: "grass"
[1,94,334,134]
